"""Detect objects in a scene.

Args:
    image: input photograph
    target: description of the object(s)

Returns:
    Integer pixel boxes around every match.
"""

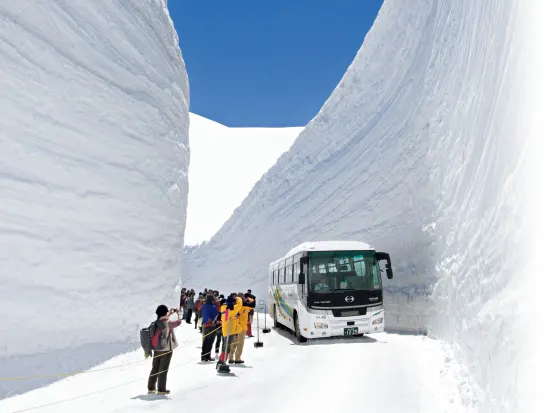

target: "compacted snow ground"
[0,319,467,413]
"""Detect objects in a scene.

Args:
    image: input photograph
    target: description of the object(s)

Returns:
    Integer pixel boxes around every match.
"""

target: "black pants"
[215,330,222,352]
[194,311,200,328]
[185,309,193,323]
[148,350,173,392]
[201,326,216,360]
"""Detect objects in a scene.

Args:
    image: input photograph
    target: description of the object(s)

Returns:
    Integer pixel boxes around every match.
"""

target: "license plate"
[343,327,358,336]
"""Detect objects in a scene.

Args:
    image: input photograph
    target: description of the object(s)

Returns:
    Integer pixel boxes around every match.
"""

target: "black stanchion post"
[254,302,264,348]
[261,299,271,333]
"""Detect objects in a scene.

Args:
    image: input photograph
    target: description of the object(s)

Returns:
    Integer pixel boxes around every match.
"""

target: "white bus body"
[268,241,393,341]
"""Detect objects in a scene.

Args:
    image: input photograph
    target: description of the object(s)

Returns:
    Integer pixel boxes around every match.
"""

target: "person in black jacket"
[245,290,256,337]
[214,296,225,356]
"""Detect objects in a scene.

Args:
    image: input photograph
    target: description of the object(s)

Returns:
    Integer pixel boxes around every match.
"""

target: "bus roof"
[283,240,374,259]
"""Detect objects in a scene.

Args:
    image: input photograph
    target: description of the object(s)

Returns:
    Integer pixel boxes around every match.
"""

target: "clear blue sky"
[168,0,384,127]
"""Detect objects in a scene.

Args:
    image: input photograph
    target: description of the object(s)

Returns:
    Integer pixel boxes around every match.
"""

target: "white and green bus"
[268,241,393,342]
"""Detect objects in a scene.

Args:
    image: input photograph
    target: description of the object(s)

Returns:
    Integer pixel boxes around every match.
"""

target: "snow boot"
[158,390,170,395]
[147,388,156,394]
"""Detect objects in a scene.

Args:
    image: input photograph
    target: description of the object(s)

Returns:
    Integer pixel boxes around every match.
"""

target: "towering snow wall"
[0,0,189,397]
[182,1,529,411]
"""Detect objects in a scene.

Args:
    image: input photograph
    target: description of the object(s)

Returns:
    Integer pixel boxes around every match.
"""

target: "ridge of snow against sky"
[0,0,189,398]
[185,114,303,245]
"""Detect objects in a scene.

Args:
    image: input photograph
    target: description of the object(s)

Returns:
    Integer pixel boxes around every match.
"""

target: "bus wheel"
[293,313,307,343]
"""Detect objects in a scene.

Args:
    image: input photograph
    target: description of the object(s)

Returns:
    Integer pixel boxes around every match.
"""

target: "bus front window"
[308,250,381,292]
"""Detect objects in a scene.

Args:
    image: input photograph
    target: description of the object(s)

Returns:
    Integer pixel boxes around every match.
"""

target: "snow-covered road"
[0,321,465,413]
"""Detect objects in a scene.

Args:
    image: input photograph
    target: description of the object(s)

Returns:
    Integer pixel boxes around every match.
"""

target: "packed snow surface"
[0,0,189,398]
[185,114,302,245]
[182,0,528,411]
[0,320,465,413]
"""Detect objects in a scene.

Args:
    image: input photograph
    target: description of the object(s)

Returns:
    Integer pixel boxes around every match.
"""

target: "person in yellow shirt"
[229,294,254,364]
[217,295,242,366]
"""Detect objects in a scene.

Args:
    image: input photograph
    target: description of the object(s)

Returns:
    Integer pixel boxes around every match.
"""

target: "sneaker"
[158,390,170,395]
[147,388,156,394]
[235,360,245,364]
[229,360,235,364]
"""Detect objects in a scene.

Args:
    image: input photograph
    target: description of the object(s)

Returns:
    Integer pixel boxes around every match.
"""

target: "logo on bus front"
[345,296,355,303]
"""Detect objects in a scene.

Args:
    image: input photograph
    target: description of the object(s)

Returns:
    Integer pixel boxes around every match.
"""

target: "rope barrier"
[0,324,222,381]
[6,325,233,413]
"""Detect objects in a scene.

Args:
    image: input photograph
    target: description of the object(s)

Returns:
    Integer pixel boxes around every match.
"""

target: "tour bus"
[268,241,393,342]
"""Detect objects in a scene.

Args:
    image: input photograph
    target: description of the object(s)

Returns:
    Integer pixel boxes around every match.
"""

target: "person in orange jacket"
[229,294,255,364]
[217,295,242,366]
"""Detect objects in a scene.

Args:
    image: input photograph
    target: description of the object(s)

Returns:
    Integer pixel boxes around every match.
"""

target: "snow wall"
[182,1,529,411]
[0,0,189,397]
[185,113,303,245]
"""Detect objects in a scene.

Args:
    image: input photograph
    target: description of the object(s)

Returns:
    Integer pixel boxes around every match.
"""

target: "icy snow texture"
[0,0,189,397]
[185,114,302,245]
[182,1,527,411]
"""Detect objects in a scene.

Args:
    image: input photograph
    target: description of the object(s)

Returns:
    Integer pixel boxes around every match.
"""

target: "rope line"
[0,324,222,381]
[6,326,234,413]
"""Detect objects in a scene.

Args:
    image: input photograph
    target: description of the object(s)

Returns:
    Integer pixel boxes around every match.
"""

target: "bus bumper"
[306,310,385,338]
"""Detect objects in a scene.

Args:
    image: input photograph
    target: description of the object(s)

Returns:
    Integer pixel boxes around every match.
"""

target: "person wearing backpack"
[200,294,218,361]
[146,305,181,395]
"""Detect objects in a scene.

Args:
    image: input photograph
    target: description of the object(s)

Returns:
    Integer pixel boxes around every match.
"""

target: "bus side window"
[272,270,275,285]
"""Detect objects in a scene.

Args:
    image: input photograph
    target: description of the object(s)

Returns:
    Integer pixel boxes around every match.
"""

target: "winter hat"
[226,295,236,310]
[156,305,169,319]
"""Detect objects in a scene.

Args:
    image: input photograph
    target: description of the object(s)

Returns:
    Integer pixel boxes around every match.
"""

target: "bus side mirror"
[375,252,394,280]
[298,272,305,285]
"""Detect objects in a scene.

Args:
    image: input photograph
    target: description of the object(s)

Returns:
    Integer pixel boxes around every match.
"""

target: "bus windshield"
[308,250,382,292]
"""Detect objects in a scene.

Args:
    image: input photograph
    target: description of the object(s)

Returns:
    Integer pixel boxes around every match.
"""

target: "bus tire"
[293,311,307,343]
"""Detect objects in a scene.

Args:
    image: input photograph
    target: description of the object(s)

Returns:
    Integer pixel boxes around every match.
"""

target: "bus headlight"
[372,317,383,325]
[314,323,328,329]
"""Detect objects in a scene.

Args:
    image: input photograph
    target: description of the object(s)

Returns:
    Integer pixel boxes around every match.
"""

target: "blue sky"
[168,0,384,127]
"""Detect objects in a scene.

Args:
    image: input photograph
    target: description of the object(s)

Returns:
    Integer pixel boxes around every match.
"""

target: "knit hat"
[156,305,169,319]
[227,295,237,310]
